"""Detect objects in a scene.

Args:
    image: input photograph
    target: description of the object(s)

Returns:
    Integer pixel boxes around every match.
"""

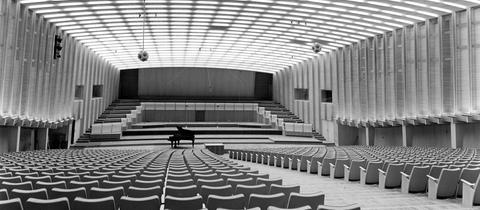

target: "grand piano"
[168,126,195,148]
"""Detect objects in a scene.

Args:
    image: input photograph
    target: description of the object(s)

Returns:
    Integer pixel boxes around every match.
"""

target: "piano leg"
[192,139,194,148]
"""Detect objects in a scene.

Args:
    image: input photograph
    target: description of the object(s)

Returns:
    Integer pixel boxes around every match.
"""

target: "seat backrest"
[51,187,87,204]
[0,189,9,200]
[197,178,226,188]
[316,203,361,210]
[269,184,300,197]
[1,181,33,192]
[0,176,22,183]
[24,176,51,184]
[72,197,115,210]
[429,165,448,179]
[0,198,23,210]
[248,193,286,210]
[10,188,48,206]
[165,185,198,197]
[101,180,131,191]
[199,185,233,201]
[166,179,193,187]
[25,197,69,210]
[256,178,282,189]
[206,194,246,210]
[89,187,124,209]
[287,191,325,209]
[133,179,164,188]
[164,195,203,210]
[70,180,99,192]
[437,168,461,198]
[127,186,162,198]
[403,163,421,175]
[119,195,160,210]
[235,184,268,198]
[267,206,312,210]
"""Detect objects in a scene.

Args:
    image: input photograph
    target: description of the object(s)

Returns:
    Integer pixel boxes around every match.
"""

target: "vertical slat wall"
[273,6,480,135]
[0,0,119,132]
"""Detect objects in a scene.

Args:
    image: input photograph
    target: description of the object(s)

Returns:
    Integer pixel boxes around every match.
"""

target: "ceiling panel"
[19,0,480,72]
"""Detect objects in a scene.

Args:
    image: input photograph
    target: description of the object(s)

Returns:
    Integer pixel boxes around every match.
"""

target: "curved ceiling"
[20,0,480,73]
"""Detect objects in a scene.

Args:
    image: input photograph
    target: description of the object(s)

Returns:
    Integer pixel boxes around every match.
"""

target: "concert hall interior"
[2,0,480,209]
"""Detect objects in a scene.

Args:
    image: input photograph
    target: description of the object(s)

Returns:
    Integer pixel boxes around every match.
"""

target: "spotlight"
[138,50,149,62]
[312,42,321,53]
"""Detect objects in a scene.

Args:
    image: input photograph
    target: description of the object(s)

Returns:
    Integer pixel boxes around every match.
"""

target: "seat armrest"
[400,172,410,178]
[378,169,385,174]
[426,175,438,183]
[329,163,335,167]
[359,167,366,172]
[344,165,350,170]
[461,179,476,189]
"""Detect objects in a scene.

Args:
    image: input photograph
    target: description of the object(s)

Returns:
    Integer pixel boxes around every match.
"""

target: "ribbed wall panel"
[0,0,119,136]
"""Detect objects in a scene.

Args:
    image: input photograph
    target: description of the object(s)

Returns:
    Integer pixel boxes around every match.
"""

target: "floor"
[85,144,479,210]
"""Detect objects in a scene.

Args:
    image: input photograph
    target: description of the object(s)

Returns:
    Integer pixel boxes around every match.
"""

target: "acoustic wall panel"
[455,10,471,113]
[473,7,480,112]
[0,0,119,138]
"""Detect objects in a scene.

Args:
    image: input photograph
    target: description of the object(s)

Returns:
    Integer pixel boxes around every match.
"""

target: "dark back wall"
[119,68,272,100]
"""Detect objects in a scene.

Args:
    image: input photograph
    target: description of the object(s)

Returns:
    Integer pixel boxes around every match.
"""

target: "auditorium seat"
[167,179,194,187]
[70,180,99,195]
[329,159,350,179]
[25,197,69,210]
[1,181,33,193]
[10,188,48,207]
[428,168,461,199]
[0,198,23,210]
[0,189,8,200]
[257,178,282,189]
[52,176,80,188]
[82,175,108,183]
[235,184,268,200]
[23,176,51,185]
[227,177,255,189]
[101,180,131,190]
[89,187,124,209]
[133,179,163,189]
[269,184,300,197]
[165,185,198,197]
[401,166,430,194]
[127,186,162,198]
[318,157,335,176]
[50,187,87,204]
[200,185,234,201]
[72,197,115,210]
[360,161,382,185]
[248,193,286,210]
[378,163,404,189]
[206,194,246,210]
[0,176,22,183]
[344,160,365,182]
[34,181,66,195]
[164,195,203,210]
[138,173,164,181]
[267,206,312,210]
[316,203,361,210]
[119,195,160,210]
[457,168,480,197]
[287,192,325,209]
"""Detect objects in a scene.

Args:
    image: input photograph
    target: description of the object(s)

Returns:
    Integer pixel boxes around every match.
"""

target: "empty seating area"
[0,148,336,210]
[229,145,480,208]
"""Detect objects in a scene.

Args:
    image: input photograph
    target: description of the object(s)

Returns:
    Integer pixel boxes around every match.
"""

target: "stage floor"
[73,135,325,148]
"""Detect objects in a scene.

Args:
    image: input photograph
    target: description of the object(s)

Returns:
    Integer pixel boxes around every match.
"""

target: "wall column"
[402,123,413,147]
[66,122,73,149]
[450,122,464,149]
[365,126,375,146]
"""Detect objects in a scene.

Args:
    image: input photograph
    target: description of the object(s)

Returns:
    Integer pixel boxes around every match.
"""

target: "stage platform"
[73,135,324,148]
[132,122,272,129]
[123,126,282,136]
